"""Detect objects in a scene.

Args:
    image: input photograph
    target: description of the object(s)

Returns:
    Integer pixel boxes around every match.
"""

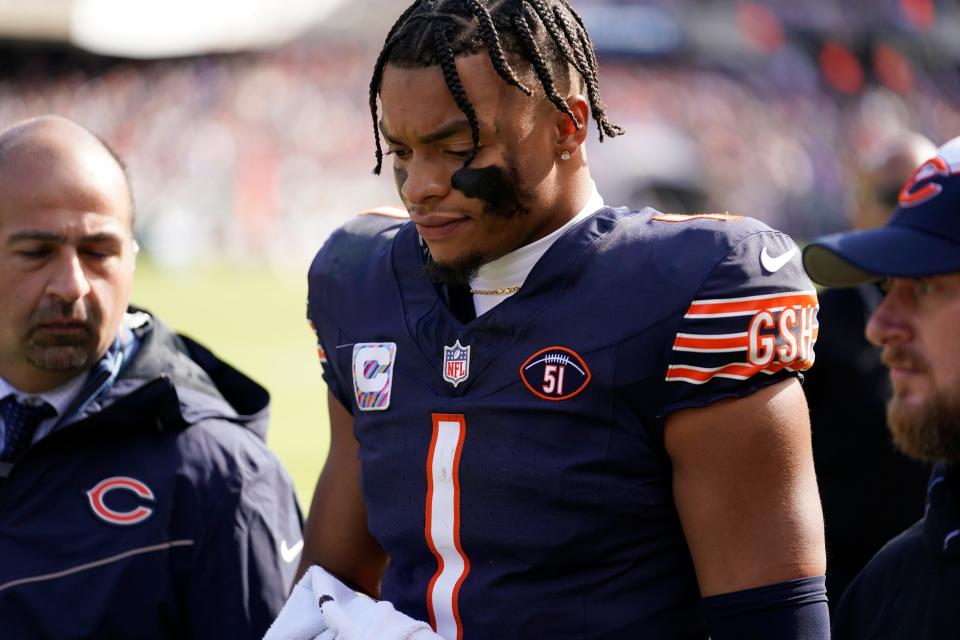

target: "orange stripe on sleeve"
[665,361,791,384]
[685,291,818,317]
[673,333,749,352]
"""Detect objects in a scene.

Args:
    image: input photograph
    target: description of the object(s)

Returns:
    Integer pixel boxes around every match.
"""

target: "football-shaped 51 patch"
[520,346,591,401]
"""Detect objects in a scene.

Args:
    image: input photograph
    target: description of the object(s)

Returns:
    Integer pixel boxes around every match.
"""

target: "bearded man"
[805,135,960,639]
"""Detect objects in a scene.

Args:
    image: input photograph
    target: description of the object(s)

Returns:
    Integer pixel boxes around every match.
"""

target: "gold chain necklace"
[469,286,521,295]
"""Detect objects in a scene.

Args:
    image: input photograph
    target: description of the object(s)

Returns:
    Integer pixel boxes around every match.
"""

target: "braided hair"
[369,0,624,174]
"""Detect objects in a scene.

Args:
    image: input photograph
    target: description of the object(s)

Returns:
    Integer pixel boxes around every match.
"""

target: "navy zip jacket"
[834,463,960,639]
[0,311,303,639]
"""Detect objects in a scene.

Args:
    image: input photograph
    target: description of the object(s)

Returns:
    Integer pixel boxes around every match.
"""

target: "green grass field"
[131,261,329,507]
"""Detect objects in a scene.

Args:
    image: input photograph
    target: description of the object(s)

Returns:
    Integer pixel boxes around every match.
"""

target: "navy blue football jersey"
[307,207,818,639]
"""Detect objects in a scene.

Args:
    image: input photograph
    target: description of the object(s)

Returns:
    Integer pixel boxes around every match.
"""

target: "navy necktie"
[0,396,55,462]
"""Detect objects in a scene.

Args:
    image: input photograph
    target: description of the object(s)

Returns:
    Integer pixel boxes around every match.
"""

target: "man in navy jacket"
[805,135,960,638]
[0,115,302,638]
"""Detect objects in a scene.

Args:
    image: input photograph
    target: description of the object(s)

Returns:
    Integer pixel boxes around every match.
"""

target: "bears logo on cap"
[899,156,951,208]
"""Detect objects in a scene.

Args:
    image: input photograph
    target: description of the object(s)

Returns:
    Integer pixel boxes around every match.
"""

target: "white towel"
[264,565,445,640]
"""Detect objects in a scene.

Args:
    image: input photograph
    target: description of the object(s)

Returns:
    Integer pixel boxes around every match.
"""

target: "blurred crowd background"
[2,0,958,270]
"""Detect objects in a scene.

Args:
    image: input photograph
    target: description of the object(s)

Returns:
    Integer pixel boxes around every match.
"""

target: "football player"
[299,1,828,637]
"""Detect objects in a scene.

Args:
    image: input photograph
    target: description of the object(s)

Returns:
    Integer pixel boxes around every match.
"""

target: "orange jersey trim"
[673,333,749,352]
[425,414,469,640]
[665,361,791,384]
[673,328,820,352]
[685,291,818,317]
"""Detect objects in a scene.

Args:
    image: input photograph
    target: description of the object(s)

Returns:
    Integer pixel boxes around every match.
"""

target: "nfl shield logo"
[443,340,471,387]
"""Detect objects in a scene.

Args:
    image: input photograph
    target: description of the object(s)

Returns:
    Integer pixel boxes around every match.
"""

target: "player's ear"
[554,94,589,162]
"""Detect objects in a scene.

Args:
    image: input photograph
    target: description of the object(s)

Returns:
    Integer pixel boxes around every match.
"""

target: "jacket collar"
[923,463,960,558]
[69,308,271,442]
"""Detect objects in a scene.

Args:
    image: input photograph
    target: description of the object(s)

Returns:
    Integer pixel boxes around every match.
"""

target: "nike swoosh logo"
[760,246,798,273]
[280,539,304,564]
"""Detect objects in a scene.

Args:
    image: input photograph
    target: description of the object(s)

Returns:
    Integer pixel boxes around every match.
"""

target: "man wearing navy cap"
[804,136,960,639]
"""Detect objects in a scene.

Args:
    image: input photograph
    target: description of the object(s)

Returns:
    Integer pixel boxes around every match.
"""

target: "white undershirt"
[470,183,605,316]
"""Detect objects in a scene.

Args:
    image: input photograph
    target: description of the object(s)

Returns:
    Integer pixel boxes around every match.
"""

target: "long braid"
[518,0,624,140]
[369,45,393,175]
[463,0,531,96]
[370,2,426,174]
[559,0,599,72]
[433,21,483,167]
[561,0,625,140]
[552,5,623,141]
[548,5,589,79]
[524,0,582,76]
[573,25,624,141]
[513,2,581,130]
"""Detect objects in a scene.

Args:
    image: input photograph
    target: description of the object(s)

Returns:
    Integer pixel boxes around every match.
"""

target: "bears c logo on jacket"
[86,476,156,526]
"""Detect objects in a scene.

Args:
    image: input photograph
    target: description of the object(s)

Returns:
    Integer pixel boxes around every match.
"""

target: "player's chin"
[423,250,485,287]
[427,243,468,266]
[423,234,475,263]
